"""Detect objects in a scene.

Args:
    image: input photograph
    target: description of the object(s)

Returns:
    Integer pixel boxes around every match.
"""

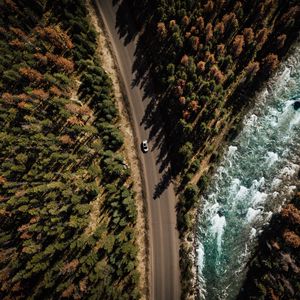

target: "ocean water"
[197,45,300,300]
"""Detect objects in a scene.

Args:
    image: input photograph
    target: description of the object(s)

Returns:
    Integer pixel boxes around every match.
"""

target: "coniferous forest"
[1,0,300,300]
[0,1,140,299]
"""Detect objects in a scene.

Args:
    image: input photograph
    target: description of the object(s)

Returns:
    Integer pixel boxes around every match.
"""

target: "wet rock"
[217,209,225,217]
[293,101,300,110]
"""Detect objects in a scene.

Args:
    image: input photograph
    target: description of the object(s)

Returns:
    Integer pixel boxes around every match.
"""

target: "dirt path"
[86,1,147,298]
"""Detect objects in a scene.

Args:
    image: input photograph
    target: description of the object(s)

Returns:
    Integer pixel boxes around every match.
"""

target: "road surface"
[94,1,181,299]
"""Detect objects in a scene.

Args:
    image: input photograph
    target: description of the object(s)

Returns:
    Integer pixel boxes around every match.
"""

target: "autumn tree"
[214,22,224,37]
[276,34,286,49]
[204,0,214,14]
[19,67,43,82]
[256,28,269,50]
[245,61,260,77]
[262,53,279,73]
[181,54,189,66]
[197,16,204,31]
[243,28,254,44]
[205,23,213,43]
[157,22,167,37]
[232,35,244,57]
[197,61,206,72]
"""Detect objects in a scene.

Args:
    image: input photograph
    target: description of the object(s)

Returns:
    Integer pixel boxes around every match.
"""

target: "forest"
[119,0,300,298]
[0,0,141,299]
[1,0,299,299]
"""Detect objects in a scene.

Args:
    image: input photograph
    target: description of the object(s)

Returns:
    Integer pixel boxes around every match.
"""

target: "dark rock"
[293,101,300,110]
[217,209,225,217]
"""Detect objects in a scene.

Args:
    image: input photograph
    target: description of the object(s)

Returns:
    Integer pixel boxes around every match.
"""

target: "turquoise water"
[197,45,300,300]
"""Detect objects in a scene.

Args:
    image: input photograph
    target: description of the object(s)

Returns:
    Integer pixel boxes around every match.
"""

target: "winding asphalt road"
[94,1,180,299]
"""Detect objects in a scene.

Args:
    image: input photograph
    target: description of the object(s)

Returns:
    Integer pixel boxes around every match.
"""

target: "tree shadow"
[112,0,181,197]
[114,0,140,46]
[153,167,173,200]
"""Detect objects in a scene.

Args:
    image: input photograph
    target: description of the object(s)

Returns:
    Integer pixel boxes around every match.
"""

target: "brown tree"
[232,35,244,57]
[50,85,62,96]
[2,93,14,104]
[262,53,279,72]
[197,16,205,31]
[191,36,200,51]
[281,204,300,225]
[189,100,199,112]
[169,20,176,28]
[157,22,167,37]
[67,116,84,126]
[181,54,189,66]
[17,101,27,109]
[175,85,184,96]
[62,284,76,298]
[19,67,43,82]
[30,89,49,100]
[205,23,213,43]
[276,34,286,49]
[179,96,186,105]
[190,26,197,34]
[182,15,190,26]
[204,0,214,13]
[9,26,26,38]
[16,93,30,102]
[256,28,269,50]
[185,32,191,39]
[217,44,225,56]
[197,61,206,72]
[283,230,300,248]
[245,61,260,77]
[222,13,239,31]
[61,259,79,274]
[214,22,225,36]
[36,26,73,50]
[46,53,74,73]
[205,52,216,64]
[243,28,254,44]
[210,65,224,83]
[9,39,24,49]
[34,53,48,65]
[59,134,74,145]
[0,176,7,185]
[182,110,190,120]
[280,5,300,25]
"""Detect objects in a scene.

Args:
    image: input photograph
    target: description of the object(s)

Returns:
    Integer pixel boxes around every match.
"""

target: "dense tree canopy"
[0,1,140,299]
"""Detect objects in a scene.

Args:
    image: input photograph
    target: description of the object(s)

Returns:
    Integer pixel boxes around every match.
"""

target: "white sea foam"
[234,185,248,202]
[250,228,257,239]
[210,214,226,254]
[228,145,238,157]
[280,165,298,178]
[271,178,282,189]
[266,151,279,167]
[197,242,205,273]
[251,191,268,207]
[246,208,261,223]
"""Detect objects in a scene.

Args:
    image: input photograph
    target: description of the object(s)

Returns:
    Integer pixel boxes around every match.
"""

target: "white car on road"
[141,140,149,153]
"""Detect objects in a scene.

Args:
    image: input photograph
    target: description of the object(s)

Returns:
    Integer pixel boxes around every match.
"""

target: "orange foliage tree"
[19,67,43,82]
[232,35,244,57]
